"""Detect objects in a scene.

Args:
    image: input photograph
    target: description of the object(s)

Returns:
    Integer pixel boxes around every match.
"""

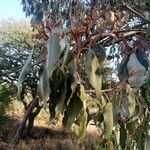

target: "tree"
[11,0,150,149]
[0,20,47,138]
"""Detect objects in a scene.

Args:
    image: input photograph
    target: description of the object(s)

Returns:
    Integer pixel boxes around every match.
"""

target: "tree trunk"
[27,115,35,137]
[10,97,39,146]
[27,104,42,137]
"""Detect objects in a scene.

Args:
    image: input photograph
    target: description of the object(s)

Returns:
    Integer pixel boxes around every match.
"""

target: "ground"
[0,100,102,150]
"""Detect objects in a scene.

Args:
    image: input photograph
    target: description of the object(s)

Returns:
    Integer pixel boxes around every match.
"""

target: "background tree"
[0,19,48,137]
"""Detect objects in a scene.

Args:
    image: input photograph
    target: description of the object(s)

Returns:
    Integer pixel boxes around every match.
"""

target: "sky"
[0,0,29,20]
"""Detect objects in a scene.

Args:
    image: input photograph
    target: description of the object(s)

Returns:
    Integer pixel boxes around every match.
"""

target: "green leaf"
[146,26,150,38]
[75,109,88,141]
[127,104,140,123]
[103,102,113,140]
[126,119,138,135]
[46,35,61,78]
[63,85,83,128]
[120,123,127,149]
[54,78,67,120]
[71,84,88,140]
[135,130,144,150]
[38,67,50,107]
[89,55,102,92]
[49,68,66,120]
[83,50,103,106]
[126,84,136,118]
[92,44,106,64]
[17,53,32,100]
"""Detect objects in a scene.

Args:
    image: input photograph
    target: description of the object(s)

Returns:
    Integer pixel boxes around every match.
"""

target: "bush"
[0,82,16,116]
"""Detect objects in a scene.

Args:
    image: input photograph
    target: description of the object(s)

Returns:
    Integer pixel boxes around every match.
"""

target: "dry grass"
[0,100,102,150]
[15,134,101,150]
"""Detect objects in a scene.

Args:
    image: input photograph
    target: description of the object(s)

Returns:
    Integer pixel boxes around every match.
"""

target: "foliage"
[0,82,15,116]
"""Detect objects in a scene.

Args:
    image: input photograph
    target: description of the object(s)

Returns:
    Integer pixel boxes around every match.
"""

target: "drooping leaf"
[76,110,88,141]
[135,130,145,150]
[89,55,102,92]
[120,123,127,149]
[54,79,67,119]
[46,35,61,78]
[111,131,118,150]
[66,60,78,103]
[127,104,140,123]
[17,52,32,100]
[92,44,106,64]
[60,35,70,66]
[126,119,138,135]
[126,84,136,118]
[74,85,88,140]
[83,50,103,106]
[38,67,50,109]
[103,102,113,140]
[49,68,66,120]
[63,85,83,128]
[59,35,69,52]
[146,26,150,38]
[52,28,70,35]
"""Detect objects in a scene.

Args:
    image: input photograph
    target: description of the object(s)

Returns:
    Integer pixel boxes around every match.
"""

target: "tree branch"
[121,0,150,24]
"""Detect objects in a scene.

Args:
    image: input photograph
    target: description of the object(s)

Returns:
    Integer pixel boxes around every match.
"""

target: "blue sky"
[0,0,29,20]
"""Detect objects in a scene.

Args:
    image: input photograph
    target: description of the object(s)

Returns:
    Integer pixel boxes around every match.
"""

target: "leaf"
[17,53,32,100]
[49,68,66,120]
[52,28,70,34]
[75,109,88,141]
[72,84,88,140]
[83,50,103,105]
[103,102,113,140]
[46,35,61,78]
[54,79,67,119]
[92,44,106,64]
[66,60,78,102]
[89,55,102,92]
[120,123,127,149]
[38,67,50,109]
[146,26,150,38]
[79,84,88,108]
[126,84,136,118]
[59,35,69,51]
[135,130,145,150]
[126,119,138,135]
[63,85,83,128]
[127,104,140,123]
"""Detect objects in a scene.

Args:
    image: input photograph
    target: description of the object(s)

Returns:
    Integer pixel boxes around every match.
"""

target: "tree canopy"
[5,0,150,149]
